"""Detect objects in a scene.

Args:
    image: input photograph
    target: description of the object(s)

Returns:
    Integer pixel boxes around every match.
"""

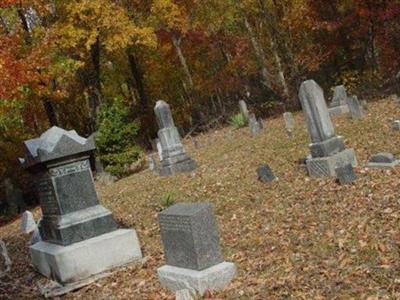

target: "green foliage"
[229,113,247,128]
[96,97,142,177]
[160,191,176,209]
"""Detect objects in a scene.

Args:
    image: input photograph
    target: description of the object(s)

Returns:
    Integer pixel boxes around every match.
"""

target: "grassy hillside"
[1,98,400,299]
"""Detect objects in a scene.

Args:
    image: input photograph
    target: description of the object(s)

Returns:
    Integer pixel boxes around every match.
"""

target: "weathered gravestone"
[21,210,42,245]
[347,96,364,120]
[283,112,295,136]
[238,100,249,121]
[367,152,400,169]
[361,100,368,111]
[335,164,357,185]
[19,126,142,285]
[393,120,400,131]
[155,101,197,176]
[298,80,357,178]
[329,85,350,116]
[0,239,11,278]
[147,155,156,171]
[257,165,277,182]
[249,113,261,137]
[157,202,236,296]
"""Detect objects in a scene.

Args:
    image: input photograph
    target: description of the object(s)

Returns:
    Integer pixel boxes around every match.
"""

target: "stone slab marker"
[157,203,236,296]
[328,85,349,116]
[393,120,400,131]
[238,100,249,121]
[155,101,197,176]
[283,112,294,136]
[248,113,261,136]
[299,80,357,177]
[367,152,400,169]
[19,126,142,285]
[347,96,364,119]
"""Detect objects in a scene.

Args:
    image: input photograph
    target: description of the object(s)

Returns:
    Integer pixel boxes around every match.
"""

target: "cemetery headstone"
[0,239,11,278]
[335,164,357,185]
[20,126,142,285]
[361,100,368,111]
[154,101,197,176]
[147,155,156,171]
[238,100,249,121]
[328,85,350,116]
[393,120,400,131]
[283,112,295,136]
[157,202,236,296]
[249,113,261,137]
[257,165,277,182]
[298,80,357,177]
[347,96,364,119]
[367,152,400,169]
[21,211,42,245]
[176,289,194,300]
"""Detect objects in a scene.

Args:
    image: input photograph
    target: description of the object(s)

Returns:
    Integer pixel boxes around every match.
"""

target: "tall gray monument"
[20,126,142,284]
[328,85,349,116]
[299,80,357,177]
[155,101,197,176]
[283,112,295,136]
[157,202,236,296]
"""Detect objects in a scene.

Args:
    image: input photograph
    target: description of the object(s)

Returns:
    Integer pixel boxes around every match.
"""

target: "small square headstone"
[158,203,223,271]
[21,211,37,234]
[335,164,357,185]
[393,120,400,131]
[257,165,277,182]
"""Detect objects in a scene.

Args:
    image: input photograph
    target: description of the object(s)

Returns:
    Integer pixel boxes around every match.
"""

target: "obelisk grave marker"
[155,101,197,176]
[20,126,142,284]
[299,80,357,177]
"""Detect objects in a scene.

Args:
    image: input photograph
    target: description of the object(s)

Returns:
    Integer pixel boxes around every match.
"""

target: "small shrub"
[101,146,142,177]
[229,113,247,128]
[160,192,176,209]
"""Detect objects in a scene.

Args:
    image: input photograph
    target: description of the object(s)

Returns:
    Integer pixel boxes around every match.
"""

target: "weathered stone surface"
[148,155,156,171]
[328,105,349,117]
[335,164,357,185]
[393,120,400,131]
[299,80,336,143]
[367,152,400,169]
[155,101,197,176]
[21,211,36,234]
[31,229,142,284]
[249,113,261,137]
[159,203,223,271]
[176,289,194,300]
[257,165,277,182]
[158,262,236,296]
[361,100,368,110]
[347,96,364,119]
[306,148,358,178]
[283,112,294,133]
[309,136,345,158]
[238,100,249,120]
[330,85,348,107]
[0,239,12,277]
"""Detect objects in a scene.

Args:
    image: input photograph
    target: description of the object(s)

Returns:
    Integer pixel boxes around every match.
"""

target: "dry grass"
[1,98,400,299]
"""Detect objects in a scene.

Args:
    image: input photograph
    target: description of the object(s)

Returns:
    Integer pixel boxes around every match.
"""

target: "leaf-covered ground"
[1,98,400,299]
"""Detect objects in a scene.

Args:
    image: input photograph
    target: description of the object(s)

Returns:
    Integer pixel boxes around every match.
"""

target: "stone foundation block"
[31,229,142,284]
[158,262,236,296]
[367,161,400,169]
[306,148,357,178]
[159,158,197,177]
[328,105,349,117]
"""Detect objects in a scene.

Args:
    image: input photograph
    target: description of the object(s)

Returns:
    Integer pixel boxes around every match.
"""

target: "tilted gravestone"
[298,80,357,177]
[249,113,261,137]
[335,164,357,185]
[347,96,364,120]
[257,165,277,182]
[157,202,236,296]
[21,211,42,245]
[367,152,400,169]
[283,112,295,136]
[238,100,249,121]
[328,85,350,116]
[19,126,142,284]
[155,101,197,176]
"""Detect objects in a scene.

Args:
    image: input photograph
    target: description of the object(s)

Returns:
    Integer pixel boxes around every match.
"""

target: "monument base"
[306,148,357,178]
[31,229,143,284]
[329,105,349,117]
[367,160,400,169]
[158,262,236,296]
[159,157,197,177]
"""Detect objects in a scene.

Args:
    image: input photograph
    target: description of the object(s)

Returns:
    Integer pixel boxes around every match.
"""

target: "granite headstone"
[347,96,364,119]
[335,164,357,185]
[257,165,277,182]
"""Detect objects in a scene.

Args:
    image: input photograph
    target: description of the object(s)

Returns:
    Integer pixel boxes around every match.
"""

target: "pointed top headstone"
[331,85,348,107]
[298,80,336,143]
[155,100,175,129]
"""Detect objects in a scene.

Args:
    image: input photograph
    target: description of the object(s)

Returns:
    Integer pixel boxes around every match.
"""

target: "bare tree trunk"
[87,37,102,132]
[171,33,194,90]
[244,17,272,90]
[127,49,149,114]
[270,38,290,98]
